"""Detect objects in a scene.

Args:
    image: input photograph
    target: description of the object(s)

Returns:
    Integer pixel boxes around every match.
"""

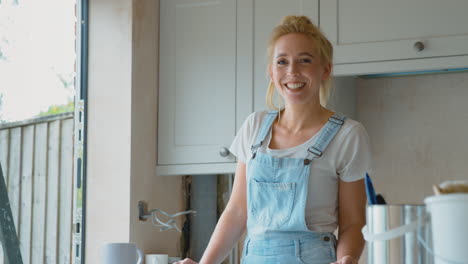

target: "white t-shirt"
[229,111,374,232]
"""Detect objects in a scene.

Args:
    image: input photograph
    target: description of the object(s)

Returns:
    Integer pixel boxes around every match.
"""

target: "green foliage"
[0,48,5,61]
[57,73,74,89]
[37,100,74,117]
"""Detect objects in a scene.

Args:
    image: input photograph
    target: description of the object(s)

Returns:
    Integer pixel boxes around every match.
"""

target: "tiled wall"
[356,71,468,204]
[355,71,468,263]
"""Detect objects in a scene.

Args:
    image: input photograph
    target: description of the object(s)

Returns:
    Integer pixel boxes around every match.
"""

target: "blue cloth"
[242,232,337,264]
[242,111,345,264]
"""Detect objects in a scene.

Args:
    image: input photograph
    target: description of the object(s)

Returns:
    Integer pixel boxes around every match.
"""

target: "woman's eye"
[300,58,312,63]
[276,60,287,65]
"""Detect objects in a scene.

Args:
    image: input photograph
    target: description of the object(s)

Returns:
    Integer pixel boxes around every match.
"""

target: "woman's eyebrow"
[275,53,287,58]
[298,52,314,57]
[275,52,315,58]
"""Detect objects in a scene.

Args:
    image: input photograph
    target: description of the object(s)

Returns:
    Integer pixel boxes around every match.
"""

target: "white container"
[425,194,468,264]
[362,205,432,264]
[102,243,143,264]
[146,254,168,264]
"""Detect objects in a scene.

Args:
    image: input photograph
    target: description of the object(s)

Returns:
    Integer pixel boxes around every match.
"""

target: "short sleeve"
[229,112,256,163]
[336,123,374,182]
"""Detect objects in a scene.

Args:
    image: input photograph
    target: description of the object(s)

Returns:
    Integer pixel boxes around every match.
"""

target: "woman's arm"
[186,161,248,264]
[332,178,366,264]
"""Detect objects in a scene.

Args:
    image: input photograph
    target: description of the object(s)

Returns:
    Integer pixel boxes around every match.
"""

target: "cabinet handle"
[413,41,425,52]
[219,147,230,157]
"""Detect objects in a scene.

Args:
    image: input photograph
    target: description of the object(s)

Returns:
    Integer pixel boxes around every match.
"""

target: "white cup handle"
[136,248,143,264]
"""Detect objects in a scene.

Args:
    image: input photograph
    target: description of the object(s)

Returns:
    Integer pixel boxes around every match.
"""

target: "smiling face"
[269,33,331,107]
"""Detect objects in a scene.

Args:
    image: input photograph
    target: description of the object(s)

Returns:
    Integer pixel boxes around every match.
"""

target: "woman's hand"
[174,258,198,264]
[330,255,358,264]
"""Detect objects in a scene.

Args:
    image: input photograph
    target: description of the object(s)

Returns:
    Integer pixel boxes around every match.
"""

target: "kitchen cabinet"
[157,0,319,175]
[320,0,468,76]
[158,0,240,175]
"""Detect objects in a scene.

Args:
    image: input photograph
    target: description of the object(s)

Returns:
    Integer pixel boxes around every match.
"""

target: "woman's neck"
[278,103,333,134]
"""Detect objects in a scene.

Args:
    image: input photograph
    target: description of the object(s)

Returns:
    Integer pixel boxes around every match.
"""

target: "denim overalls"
[241,111,346,264]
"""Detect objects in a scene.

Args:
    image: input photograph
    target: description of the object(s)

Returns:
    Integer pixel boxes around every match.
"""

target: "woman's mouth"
[285,82,305,90]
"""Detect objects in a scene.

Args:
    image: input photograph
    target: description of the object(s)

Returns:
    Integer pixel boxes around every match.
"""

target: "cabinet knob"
[219,147,230,157]
[413,41,425,52]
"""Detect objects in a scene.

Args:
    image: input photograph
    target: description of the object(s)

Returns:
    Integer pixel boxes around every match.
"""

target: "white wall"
[356,71,468,204]
[87,0,184,263]
[130,0,185,257]
[87,1,133,263]
[328,77,357,119]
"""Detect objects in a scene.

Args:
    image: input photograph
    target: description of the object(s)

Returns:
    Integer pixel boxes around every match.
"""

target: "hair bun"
[280,15,313,26]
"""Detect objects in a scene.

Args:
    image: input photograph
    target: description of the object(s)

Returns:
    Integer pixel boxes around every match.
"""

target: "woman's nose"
[287,63,299,75]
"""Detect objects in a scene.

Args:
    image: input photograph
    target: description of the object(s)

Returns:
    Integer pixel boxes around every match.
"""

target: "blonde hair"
[266,15,333,110]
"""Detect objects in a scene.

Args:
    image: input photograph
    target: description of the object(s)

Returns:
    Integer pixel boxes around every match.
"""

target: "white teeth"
[286,83,305,89]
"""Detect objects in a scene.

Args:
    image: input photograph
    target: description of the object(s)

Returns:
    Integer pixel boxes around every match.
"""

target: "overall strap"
[306,112,346,160]
[251,111,278,158]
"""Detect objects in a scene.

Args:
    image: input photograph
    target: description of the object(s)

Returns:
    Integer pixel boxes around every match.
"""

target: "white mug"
[102,242,143,264]
[145,254,168,264]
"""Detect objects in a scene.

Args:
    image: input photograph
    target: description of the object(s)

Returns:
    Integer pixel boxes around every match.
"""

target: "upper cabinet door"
[321,0,468,67]
[158,0,237,165]
[248,0,319,111]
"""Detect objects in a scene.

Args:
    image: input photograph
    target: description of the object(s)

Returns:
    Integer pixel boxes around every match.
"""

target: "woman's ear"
[322,63,332,80]
[268,63,273,80]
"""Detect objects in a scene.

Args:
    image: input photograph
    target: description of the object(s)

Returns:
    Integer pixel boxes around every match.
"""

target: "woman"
[178,15,372,264]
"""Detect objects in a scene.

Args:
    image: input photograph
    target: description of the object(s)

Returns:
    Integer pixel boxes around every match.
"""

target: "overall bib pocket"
[299,244,336,263]
[250,179,296,228]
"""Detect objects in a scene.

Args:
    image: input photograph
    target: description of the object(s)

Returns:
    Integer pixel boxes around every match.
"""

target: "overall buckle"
[328,116,344,125]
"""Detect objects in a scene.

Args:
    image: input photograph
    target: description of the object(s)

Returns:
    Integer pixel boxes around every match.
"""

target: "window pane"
[0,1,77,264]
